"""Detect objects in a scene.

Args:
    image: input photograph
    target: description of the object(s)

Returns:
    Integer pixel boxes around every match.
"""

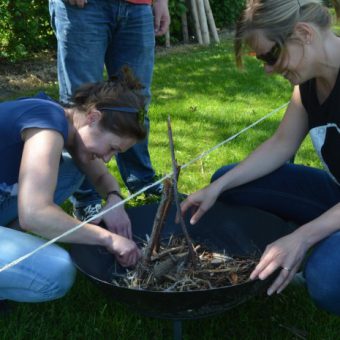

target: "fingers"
[266,268,291,295]
[250,249,277,280]
[180,193,207,223]
[266,262,299,295]
[154,17,161,36]
[275,262,300,294]
[153,0,170,37]
[250,243,303,296]
[189,206,206,225]
[251,260,296,296]
[102,207,132,238]
[117,247,141,267]
[179,198,192,216]
[155,17,170,36]
[68,0,87,8]
[179,199,195,223]
[179,200,205,225]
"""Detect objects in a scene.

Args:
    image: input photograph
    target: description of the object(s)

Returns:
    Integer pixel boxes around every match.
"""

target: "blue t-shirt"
[0,95,68,190]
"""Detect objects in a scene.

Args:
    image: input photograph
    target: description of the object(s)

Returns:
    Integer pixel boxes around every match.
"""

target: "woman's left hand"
[92,197,132,239]
[250,231,309,295]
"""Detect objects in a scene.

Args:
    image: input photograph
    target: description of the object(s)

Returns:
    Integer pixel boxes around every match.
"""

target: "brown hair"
[235,0,331,68]
[70,67,147,140]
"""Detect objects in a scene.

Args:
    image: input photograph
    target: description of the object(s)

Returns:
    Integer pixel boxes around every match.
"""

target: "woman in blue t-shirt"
[0,68,147,303]
[181,0,340,315]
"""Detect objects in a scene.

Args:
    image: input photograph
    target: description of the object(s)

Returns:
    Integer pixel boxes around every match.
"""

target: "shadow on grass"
[2,276,339,339]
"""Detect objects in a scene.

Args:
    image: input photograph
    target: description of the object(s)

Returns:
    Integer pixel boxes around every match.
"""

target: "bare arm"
[216,87,308,191]
[70,151,132,239]
[18,129,139,266]
[181,86,309,223]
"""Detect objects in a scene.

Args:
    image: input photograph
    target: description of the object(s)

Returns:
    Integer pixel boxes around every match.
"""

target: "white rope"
[0,102,288,273]
[181,102,288,170]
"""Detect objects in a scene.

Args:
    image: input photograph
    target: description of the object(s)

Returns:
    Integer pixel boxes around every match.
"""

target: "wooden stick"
[143,178,173,263]
[203,0,220,43]
[181,10,189,44]
[196,0,210,45]
[189,0,203,44]
[165,30,171,48]
[167,115,196,264]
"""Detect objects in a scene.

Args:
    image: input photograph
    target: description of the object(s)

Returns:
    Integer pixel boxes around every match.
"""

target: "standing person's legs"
[49,0,110,102]
[105,2,160,194]
[49,0,111,214]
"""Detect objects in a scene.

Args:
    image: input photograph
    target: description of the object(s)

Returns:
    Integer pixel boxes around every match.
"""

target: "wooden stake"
[167,115,196,264]
[181,11,189,44]
[144,178,173,263]
[196,0,210,45]
[165,30,171,48]
[189,0,203,45]
[203,0,219,43]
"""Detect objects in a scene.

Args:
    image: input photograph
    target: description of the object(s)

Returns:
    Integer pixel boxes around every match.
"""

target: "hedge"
[0,0,244,62]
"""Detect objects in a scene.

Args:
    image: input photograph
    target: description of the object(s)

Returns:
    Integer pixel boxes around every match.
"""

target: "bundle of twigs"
[112,236,259,291]
[111,116,259,292]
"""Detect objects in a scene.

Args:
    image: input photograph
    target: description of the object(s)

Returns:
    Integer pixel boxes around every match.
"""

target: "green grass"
[1,39,339,339]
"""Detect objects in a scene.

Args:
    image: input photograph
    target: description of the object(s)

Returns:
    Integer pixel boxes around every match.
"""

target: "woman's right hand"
[107,234,141,267]
[180,184,220,225]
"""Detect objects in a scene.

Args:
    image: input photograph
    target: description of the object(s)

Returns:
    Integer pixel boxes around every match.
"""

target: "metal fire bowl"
[70,202,294,320]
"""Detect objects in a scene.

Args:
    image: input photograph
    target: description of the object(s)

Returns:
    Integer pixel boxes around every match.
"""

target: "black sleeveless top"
[300,71,340,185]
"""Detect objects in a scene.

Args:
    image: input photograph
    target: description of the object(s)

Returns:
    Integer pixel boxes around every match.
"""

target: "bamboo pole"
[203,0,219,43]
[196,0,210,45]
[143,178,173,263]
[189,0,203,45]
[165,30,171,48]
[167,116,196,264]
[181,11,189,44]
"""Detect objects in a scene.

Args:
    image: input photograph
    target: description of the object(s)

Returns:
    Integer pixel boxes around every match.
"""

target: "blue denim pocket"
[0,191,10,205]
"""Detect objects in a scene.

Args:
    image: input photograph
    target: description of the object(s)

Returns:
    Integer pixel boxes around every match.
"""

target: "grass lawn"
[1,39,340,339]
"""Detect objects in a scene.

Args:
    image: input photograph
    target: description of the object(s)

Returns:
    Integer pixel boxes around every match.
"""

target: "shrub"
[0,0,245,61]
[0,0,54,62]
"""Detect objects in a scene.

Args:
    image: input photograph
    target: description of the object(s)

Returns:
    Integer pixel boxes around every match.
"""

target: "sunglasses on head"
[99,106,145,125]
[256,42,282,66]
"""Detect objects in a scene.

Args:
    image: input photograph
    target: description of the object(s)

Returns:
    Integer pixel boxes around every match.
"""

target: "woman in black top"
[181,0,340,315]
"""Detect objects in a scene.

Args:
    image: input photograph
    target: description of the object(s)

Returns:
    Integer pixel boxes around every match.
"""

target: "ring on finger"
[281,266,291,272]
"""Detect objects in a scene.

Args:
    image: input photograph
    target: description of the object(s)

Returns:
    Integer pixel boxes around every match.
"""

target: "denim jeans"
[0,153,83,302]
[49,0,157,201]
[212,163,340,315]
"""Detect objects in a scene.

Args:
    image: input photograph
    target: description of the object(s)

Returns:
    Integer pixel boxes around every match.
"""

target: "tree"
[332,0,340,22]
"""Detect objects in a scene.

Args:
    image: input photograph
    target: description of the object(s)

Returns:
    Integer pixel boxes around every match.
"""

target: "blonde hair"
[235,0,331,67]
